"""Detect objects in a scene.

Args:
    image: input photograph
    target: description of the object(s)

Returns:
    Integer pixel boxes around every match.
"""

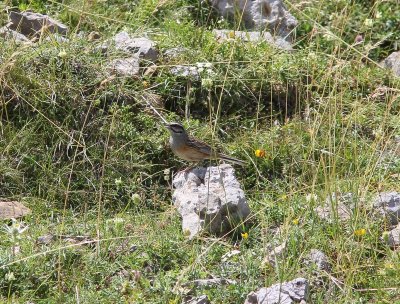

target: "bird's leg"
[178,162,196,173]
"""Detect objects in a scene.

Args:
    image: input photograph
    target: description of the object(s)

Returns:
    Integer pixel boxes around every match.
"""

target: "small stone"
[184,295,210,304]
[380,51,400,77]
[386,225,400,248]
[8,11,68,37]
[108,57,140,77]
[262,241,287,267]
[114,31,158,61]
[37,234,56,245]
[373,191,400,225]
[315,192,354,222]
[0,200,31,219]
[0,26,31,43]
[244,278,309,304]
[305,249,331,272]
[143,64,157,76]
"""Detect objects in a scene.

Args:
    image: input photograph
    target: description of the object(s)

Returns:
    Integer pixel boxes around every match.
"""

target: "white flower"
[131,193,141,204]
[58,50,67,58]
[5,272,15,281]
[3,219,28,241]
[115,177,123,186]
[107,217,125,224]
[163,169,170,181]
[306,193,318,202]
[197,67,204,73]
[323,32,335,41]
[204,62,212,68]
[375,11,382,19]
[364,19,373,27]
[201,78,213,89]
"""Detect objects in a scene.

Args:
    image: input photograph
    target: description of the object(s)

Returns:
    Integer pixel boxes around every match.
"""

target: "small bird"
[165,122,246,165]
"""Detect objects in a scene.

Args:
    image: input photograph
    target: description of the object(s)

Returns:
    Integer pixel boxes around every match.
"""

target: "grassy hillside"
[1,0,399,303]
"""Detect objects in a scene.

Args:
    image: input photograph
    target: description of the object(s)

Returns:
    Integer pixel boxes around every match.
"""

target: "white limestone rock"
[373,191,400,225]
[114,31,158,62]
[306,249,331,272]
[107,57,140,77]
[380,51,400,77]
[315,192,354,222]
[211,0,298,41]
[172,164,250,239]
[244,278,309,304]
[385,225,400,248]
[0,26,31,43]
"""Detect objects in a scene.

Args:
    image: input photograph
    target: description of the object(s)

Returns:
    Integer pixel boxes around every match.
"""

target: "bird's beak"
[164,122,171,129]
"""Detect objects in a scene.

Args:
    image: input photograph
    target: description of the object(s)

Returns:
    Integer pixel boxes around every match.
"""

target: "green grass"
[1,0,400,303]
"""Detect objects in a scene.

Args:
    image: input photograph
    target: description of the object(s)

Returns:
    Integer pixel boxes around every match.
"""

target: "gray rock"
[211,0,298,41]
[262,241,287,267]
[170,65,200,79]
[8,11,68,37]
[108,57,140,77]
[213,29,293,50]
[184,295,210,304]
[244,278,309,304]
[37,234,56,245]
[114,31,158,61]
[306,249,331,272]
[0,26,31,43]
[386,225,400,248]
[373,191,400,225]
[380,51,400,77]
[315,192,354,222]
[0,200,31,219]
[172,164,250,239]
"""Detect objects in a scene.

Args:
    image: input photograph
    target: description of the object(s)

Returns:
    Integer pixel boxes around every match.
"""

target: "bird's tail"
[218,154,247,166]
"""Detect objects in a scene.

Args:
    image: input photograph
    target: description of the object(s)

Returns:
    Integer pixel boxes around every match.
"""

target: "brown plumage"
[165,122,246,165]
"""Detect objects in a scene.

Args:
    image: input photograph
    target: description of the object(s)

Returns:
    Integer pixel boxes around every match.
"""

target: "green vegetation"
[1,0,399,303]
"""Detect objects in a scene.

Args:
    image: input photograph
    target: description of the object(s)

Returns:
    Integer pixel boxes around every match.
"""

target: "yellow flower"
[384,262,395,269]
[241,232,249,239]
[354,228,366,236]
[228,31,235,39]
[142,81,149,88]
[255,149,266,158]
[292,218,299,225]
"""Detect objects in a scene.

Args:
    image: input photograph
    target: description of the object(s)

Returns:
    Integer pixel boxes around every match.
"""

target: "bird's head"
[165,122,188,138]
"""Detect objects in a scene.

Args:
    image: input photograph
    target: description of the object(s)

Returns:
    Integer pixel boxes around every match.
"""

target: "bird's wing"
[186,136,215,156]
